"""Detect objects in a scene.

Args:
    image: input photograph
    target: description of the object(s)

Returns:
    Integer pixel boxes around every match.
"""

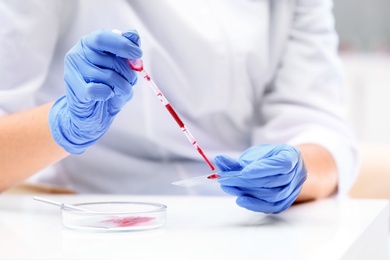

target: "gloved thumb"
[123,30,141,46]
[214,155,243,172]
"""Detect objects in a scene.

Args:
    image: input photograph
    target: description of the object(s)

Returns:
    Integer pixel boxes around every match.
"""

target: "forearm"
[0,102,68,192]
[295,144,338,202]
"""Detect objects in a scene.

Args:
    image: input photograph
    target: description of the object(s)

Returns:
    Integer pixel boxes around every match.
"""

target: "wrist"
[295,144,338,202]
[49,96,88,154]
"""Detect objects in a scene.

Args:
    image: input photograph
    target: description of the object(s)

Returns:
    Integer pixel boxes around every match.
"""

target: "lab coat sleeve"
[0,0,65,115]
[253,0,359,196]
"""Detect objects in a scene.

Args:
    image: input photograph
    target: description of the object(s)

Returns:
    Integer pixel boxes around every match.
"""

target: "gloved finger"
[236,195,292,214]
[77,64,134,100]
[64,66,92,102]
[108,93,134,112]
[86,83,115,101]
[83,29,142,59]
[123,30,141,46]
[82,48,137,85]
[221,178,300,203]
[238,144,280,165]
[219,151,306,188]
[218,172,294,188]
[236,182,305,214]
[214,155,243,172]
[220,185,243,197]
[64,68,124,104]
[253,173,306,202]
[240,150,300,179]
[236,196,287,214]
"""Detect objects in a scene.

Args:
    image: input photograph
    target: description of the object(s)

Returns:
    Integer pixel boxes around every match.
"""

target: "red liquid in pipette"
[128,59,215,171]
[197,147,215,171]
[165,104,215,170]
[144,74,151,81]
[165,104,185,128]
[165,104,215,171]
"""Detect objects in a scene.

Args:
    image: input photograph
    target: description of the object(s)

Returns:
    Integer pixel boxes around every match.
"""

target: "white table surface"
[0,194,388,260]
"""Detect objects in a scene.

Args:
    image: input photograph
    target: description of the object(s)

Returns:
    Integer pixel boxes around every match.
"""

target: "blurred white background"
[334,0,390,145]
[335,2,390,256]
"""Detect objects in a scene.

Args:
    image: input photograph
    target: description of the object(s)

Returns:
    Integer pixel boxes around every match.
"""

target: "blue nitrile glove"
[214,144,307,214]
[49,29,142,154]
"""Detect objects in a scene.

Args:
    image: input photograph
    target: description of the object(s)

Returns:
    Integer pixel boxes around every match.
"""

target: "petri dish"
[61,201,167,232]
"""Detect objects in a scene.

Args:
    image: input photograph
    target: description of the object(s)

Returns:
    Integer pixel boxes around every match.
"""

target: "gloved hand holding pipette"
[49,29,142,154]
[214,144,307,214]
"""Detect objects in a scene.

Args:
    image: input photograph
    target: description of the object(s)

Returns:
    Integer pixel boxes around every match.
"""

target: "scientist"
[0,0,358,214]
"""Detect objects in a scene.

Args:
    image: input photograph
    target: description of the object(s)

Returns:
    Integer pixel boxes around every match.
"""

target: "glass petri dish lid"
[61,201,167,232]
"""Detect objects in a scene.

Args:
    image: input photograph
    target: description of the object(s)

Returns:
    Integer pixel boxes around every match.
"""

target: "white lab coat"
[0,0,358,196]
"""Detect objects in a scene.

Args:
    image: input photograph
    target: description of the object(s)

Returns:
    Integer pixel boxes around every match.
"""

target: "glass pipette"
[127,59,215,171]
[172,171,242,187]
[33,196,93,212]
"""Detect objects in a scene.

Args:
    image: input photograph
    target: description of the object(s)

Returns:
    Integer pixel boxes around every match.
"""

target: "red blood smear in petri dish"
[102,216,154,227]
[207,173,220,179]
[165,104,185,128]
